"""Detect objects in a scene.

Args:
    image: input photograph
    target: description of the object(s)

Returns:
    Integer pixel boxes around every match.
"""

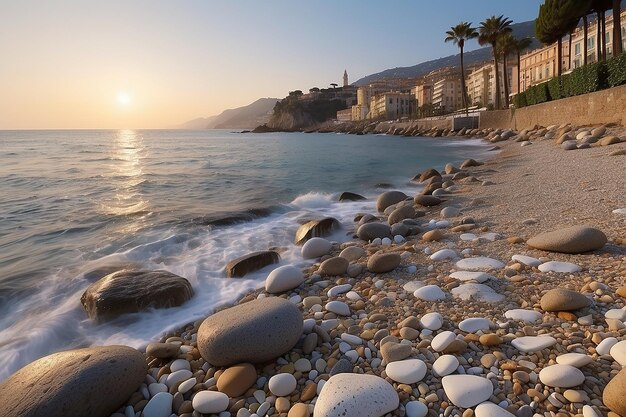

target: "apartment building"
[432,75,462,111]
[368,92,413,120]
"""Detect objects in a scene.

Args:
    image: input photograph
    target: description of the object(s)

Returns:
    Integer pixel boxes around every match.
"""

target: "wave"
[290,191,336,209]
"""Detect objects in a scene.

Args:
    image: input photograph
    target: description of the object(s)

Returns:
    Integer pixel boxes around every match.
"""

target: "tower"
[343,70,348,87]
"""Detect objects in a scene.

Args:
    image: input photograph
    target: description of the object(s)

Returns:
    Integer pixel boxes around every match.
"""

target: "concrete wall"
[479,83,626,130]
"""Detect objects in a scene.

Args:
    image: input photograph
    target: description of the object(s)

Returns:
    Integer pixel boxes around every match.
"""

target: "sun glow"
[117,92,131,107]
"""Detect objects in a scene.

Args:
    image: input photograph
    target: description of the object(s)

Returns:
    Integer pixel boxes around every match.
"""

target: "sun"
[117,91,131,106]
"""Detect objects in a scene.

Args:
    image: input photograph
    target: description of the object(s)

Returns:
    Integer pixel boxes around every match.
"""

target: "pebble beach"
[0,123,625,417]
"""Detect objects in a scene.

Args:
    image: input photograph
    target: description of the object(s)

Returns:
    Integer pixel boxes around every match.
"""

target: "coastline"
[1,123,625,417]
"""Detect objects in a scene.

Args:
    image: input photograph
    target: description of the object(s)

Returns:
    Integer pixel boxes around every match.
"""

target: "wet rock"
[376,191,408,212]
[295,218,340,245]
[225,251,280,277]
[339,192,366,202]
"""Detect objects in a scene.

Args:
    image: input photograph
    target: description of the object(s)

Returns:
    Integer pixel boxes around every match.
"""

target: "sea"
[0,128,494,380]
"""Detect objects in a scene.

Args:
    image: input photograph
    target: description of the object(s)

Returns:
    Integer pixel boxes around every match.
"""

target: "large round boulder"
[301,237,332,259]
[527,226,607,254]
[0,346,146,417]
[604,367,626,415]
[295,218,340,245]
[540,288,590,312]
[414,194,442,207]
[81,270,194,323]
[376,191,408,212]
[225,251,280,277]
[197,297,302,366]
[388,205,416,225]
[357,222,391,241]
[320,257,349,276]
[367,252,401,273]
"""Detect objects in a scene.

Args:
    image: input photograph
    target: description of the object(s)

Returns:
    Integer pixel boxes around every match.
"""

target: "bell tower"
[343,70,349,87]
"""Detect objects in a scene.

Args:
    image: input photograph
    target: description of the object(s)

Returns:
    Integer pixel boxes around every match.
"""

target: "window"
[574,43,581,55]
[545,65,550,79]
[389,98,393,104]
[588,36,595,49]
[606,33,611,44]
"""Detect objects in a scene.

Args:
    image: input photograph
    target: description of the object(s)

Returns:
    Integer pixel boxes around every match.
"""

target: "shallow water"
[0,128,492,379]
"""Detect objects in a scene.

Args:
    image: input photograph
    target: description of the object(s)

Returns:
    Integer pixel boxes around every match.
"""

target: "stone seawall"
[479,83,626,130]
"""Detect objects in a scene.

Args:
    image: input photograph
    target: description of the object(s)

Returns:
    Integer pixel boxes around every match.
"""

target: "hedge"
[514,52,625,108]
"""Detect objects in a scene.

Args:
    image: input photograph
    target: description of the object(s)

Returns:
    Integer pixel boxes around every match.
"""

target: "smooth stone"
[442,375,493,408]
[357,223,391,241]
[414,285,445,301]
[539,364,585,387]
[431,331,456,352]
[388,205,416,225]
[81,270,194,323]
[225,251,280,278]
[458,318,491,333]
[330,358,353,376]
[381,342,412,363]
[319,257,349,276]
[325,301,351,316]
[290,403,311,417]
[596,337,618,355]
[265,265,304,294]
[430,249,458,261]
[327,284,352,298]
[610,340,626,366]
[420,312,443,330]
[441,206,461,218]
[385,359,427,384]
[527,226,607,254]
[301,238,333,259]
[451,284,504,303]
[603,367,626,415]
[538,261,582,273]
[511,254,542,267]
[403,281,424,293]
[192,391,229,414]
[143,392,173,417]
[217,363,257,397]
[0,346,147,417]
[450,271,492,283]
[405,401,428,417]
[339,246,366,262]
[169,358,190,372]
[511,336,557,353]
[295,218,340,245]
[455,257,505,271]
[314,373,399,417]
[197,297,302,366]
[605,309,626,320]
[504,309,542,323]
[367,252,401,273]
[339,192,366,202]
[269,373,297,396]
[414,194,442,207]
[460,233,478,241]
[540,288,590,311]
[432,355,459,377]
[146,343,179,359]
[376,191,408,212]
[475,402,516,417]
[555,353,592,368]
[422,229,444,242]
[583,405,602,417]
[166,369,193,388]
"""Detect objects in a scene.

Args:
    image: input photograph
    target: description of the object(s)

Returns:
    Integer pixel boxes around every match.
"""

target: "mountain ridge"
[177,97,279,129]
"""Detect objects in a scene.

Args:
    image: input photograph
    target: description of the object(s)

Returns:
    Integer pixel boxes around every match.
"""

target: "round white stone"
[455,257,505,271]
[431,331,456,352]
[539,364,585,387]
[450,271,492,283]
[166,369,193,388]
[414,285,445,301]
[341,333,362,345]
[432,355,459,377]
[458,317,491,333]
[420,312,443,330]
[268,373,297,396]
[169,358,190,373]
[328,284,352,297]
[430,249,458,261]
[385,359,427,384]
[346,291,361,300]
[442,375,494,408]
[555,353,592,368]
[537,261,582,273]
[325,300,351,316]
[610,340,626,365]
[404,281,424,292]
[511,336,557,353]
[511,254,542,267]
[460,233,478,241]
[265,265,304,294]
[294,358,312,372]
[405,401,428,417]
[605,309,626,321]
[177,378,196,394]
[451,283,504,303]
[583,405,602,417]
[315,373,399,417]
[142,392,173,417]
[192,391,229,414]
[504,309,542,323]
[475,401,516,417]
[301,237,332,259]
[596,337,618,356]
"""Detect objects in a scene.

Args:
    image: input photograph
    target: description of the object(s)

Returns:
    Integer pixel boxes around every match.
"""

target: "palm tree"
[445,22,479,115]
[613,0,623,56]
[497,33,516,108]
[511,37,533,96]
[479,15,513,109]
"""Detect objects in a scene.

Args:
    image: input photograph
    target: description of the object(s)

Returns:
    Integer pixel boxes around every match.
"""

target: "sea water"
[0,128,493,379]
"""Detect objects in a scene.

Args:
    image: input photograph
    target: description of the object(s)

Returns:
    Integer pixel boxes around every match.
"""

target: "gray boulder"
[225,251,280,277]
[0,346,146,417]
[527,225,607,254]
[367,253,401,273]
[357,222,391,241]
[320,257,349,276]
[197,297,302,366]
[376,191,408,212]
[81,270,193,323]
[388,205,415,225]
[414,194,443,207]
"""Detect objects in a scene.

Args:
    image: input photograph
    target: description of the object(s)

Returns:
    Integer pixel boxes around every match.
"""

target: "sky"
[0,0,544,129]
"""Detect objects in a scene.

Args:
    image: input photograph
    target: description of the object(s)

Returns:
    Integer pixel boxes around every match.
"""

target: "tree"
[330,83,338,90]
[613,0,623,56]
[445,22,479,115]
[511,36,533,96]
[591,0,613,61]
[497,33,516,107]
[479,15,513,109]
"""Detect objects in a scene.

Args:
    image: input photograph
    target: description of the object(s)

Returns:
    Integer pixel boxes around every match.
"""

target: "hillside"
[354,20,539,85]
[177,98,279,129]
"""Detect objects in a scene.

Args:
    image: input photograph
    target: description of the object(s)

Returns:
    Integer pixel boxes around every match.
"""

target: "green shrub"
[535,82,550,104]
[607,52,626,87]
[568,62,608,95]
[547,77,561,100]
[513,91,528,108]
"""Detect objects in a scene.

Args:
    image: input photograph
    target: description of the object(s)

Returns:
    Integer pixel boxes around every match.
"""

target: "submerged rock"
[295,218,340,245]
[0,346,146,417]
[225,250,280,277]
[80,270,194,323]
[339,192,366,201]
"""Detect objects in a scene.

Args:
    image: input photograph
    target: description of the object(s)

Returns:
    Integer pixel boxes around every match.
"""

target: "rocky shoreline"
[0,123,625,417]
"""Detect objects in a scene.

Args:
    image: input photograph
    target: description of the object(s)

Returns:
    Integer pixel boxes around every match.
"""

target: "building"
[336,108,352,122]
[466,64,494,107]
[570,9,626,69]
[343,70,349,87]
[432,74,462,111]
[368,92,413,120]
[412,80,433,108]
[518,42,571,93]
[350,80,414,121]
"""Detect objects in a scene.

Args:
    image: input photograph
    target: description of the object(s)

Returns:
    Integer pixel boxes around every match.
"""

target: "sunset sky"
[0,0,543,129]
